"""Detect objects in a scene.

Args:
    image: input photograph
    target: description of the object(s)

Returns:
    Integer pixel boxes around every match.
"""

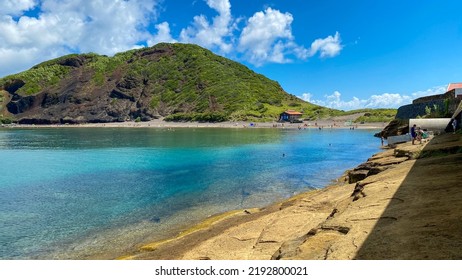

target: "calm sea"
[0,127,380,259]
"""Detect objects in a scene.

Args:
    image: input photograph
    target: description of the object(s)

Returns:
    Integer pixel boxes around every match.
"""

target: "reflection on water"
[0,127,283,149]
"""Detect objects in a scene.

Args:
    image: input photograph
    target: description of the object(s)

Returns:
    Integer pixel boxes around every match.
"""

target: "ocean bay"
[0,127,380,259]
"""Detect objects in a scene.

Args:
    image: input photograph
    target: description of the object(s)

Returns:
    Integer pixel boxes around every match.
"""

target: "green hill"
[344,108,397,123]
[0,43,341,124]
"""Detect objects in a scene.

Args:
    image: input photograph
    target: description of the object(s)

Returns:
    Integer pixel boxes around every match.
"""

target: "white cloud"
[0,0,342,77]
[38,0,159,54]
[309,31,342,58]
[148,22,177,45]
[0,0,38,16]
[0,0,159,77]
[238,7,308,65]
[310,91,363,110]
[364,93,412,108]
[410,85,447,99]
[300,85,447,110]
[179,0,233,53]
[237,8,342,65]
[0,47,46,78]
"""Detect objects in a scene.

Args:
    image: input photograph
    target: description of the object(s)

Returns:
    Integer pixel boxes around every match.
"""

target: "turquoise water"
[0,127,380,259]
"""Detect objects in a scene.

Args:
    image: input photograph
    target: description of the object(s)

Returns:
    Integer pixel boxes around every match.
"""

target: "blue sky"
[1,0,461,110]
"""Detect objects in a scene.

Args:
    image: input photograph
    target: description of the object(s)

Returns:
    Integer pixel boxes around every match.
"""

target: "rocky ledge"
[123,132,462,260]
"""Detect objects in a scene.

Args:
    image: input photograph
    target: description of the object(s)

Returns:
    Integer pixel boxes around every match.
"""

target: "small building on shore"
[279,110,303,122]
[447,83,462,100]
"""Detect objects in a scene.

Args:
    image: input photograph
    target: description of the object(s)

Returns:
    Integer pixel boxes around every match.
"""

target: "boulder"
[375,119,409,138]
[348,169,369,184]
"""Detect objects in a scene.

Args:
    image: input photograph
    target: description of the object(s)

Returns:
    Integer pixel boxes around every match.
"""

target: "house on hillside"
[447,83,462,100]
[279,110,303,122]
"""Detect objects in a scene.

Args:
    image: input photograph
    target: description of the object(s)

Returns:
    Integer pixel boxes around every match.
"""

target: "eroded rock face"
[348,169,369,184]
[57,56,86,68]
[1,47,172,124]
[7,94,38,114]
[4,69,158,124]
[375,119,409,138]
[4,79,25,95]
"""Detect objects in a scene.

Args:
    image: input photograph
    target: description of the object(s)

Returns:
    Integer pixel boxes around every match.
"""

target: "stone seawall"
[412,90,454,104]
[396,100,446,120]
[395,90,459,121]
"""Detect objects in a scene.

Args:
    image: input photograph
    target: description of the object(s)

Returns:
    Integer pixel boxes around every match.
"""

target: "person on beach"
[411,124,417,145]
[415,126,423,144]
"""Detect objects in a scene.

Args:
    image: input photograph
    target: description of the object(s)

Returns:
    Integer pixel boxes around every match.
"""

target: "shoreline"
[2,119,387,130]
[119,132,462,260]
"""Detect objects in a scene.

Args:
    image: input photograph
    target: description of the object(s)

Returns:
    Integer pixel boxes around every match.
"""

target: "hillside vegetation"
[346,109,397,123]
[0,43,345,124]
[0,43,398,124]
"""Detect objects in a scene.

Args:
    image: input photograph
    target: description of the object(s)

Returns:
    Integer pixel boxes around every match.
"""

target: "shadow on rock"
[355,133,462,259]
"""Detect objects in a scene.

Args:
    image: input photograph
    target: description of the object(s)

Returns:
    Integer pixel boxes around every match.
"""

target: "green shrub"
[0,117,13,124]
[165,112,228,122]
[353,109,397,123]
[1,64,70,95]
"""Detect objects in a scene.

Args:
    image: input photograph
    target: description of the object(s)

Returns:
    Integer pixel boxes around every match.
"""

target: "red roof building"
[279,110,303,122]
[448,83,462,99]
[447,83,462,91]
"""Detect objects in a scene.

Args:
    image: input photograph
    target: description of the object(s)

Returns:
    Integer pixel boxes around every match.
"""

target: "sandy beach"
[118,131,462,260]
[5,117,387,130]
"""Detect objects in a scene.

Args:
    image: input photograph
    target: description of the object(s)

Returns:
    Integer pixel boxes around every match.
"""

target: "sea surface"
[0,127,381,259]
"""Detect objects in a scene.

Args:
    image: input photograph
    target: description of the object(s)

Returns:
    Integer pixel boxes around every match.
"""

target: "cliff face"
[2,53,155,124]
[0,43,325,124]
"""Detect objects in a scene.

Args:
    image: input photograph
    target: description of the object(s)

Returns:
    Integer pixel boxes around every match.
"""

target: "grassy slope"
[346,108,397,123]
[0,43,396,123]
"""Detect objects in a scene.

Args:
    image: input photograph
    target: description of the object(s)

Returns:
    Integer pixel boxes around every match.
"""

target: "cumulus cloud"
[39,0,158,54]
[148,22,177,45]
[0,0,159,77]
[0,0,38,16]
[179,0,233,53]
[365,93,413,108]
[0,0,342,77]
[300,85,447,110]
[149,2,340,66]
[305,91,364,110]
[410,85,447,99]
[238,8,308,65]
[309,31,342,58]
